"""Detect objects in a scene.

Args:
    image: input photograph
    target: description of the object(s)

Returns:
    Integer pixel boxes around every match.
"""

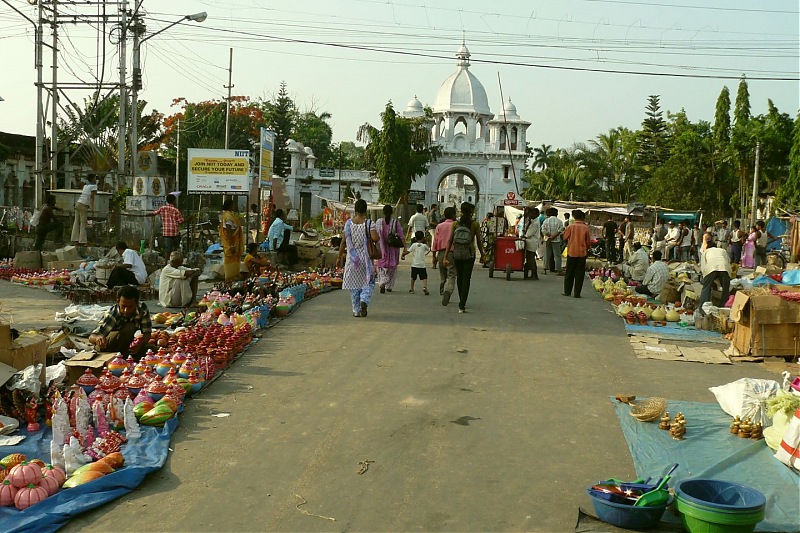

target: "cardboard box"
[63,351,118,385]
[46,260,86,271]
[56,245,82,262]
[0,332,48,386]
[0,320,11,349]
[730,290,800,357]
[14,251,42,269]
[40,251,59,265]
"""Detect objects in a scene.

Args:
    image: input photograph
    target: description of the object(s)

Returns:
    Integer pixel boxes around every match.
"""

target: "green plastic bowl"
[674,479,765,533]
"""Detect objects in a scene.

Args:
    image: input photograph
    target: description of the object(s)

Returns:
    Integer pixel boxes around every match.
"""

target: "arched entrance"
[436,170,481,216]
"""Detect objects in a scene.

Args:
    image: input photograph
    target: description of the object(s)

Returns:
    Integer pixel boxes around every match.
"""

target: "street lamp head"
[187,12,207,23]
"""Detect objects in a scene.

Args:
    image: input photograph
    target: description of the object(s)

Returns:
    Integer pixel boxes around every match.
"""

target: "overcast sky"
[1,0,797,152]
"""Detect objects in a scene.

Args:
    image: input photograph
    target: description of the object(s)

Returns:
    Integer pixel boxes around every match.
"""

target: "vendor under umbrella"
[88,285,152,358]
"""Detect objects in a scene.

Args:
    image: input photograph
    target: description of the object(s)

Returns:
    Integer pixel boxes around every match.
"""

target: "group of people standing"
[337,200,485,317]
[648,218,773,268]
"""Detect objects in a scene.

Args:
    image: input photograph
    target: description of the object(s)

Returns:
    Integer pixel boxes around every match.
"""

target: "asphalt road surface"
[41,264,777,532]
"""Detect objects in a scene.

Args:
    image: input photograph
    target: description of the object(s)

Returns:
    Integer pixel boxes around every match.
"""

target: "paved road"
[28,265,773,532]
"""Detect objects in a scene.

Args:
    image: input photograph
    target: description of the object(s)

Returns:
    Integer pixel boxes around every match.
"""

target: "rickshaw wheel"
[505,264,512,281]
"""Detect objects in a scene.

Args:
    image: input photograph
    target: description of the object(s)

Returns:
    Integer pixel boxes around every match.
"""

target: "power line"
[581,0,798,14]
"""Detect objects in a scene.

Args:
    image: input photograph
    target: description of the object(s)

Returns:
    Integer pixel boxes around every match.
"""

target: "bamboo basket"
[629,397,666,422]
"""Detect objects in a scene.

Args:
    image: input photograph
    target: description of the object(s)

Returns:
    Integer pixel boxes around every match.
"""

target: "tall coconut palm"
[532,143,554,171]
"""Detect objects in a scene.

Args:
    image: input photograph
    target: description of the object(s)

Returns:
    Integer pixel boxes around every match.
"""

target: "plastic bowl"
[674,479,765,533]
[586,488,671,530]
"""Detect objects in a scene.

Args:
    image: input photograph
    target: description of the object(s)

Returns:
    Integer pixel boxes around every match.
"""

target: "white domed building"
[405,44,530,216]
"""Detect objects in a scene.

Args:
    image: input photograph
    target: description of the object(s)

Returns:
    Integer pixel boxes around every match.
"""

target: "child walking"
[402,231,431,295]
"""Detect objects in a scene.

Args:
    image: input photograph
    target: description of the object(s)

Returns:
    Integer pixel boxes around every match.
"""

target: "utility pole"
[175,119,181,193]
[338,143,343,201]
[118,0,128,187]
[750,142,761,227]
[130,13,144,180]
[50,0,59,192]
[224,47,233,150]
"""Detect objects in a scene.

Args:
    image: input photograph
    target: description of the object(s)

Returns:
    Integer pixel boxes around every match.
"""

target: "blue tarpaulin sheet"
[613,398,800,532]
[624,323,728,344]
[0,417,178,533]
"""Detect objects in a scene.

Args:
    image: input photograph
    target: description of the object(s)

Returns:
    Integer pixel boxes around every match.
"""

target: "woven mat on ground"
[612,398,800,532]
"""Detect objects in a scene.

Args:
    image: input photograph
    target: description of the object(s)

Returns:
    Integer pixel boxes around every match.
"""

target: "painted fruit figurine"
[14,483,48,510]
[99,452,124,469]
[0,479,18,506]
[0,454,26,469]
[41,465,66,486]
[8,461,42,488]
[39,473,61,496]
[62,470,104,489]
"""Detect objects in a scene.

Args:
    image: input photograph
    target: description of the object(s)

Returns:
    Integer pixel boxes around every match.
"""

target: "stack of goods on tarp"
[10,269,72,287]
[0,454,66,510]
[0,266,45,281]
[711,375,800,472]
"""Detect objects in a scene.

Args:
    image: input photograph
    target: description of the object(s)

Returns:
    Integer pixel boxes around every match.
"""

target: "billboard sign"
[260,128,274,188]
[187,148,250,193]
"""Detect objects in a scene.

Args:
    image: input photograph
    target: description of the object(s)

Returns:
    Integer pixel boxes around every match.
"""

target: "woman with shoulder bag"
[376,204,407,294]
[443,202,485,313]
[337,199,380,317]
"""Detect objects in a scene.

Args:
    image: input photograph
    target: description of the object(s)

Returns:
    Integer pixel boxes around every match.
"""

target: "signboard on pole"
[407,190,426,204]
[187,148,250,193]
[260,128,274,188]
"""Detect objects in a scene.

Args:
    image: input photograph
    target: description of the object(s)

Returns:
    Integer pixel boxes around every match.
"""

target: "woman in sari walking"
[219,199,244,282]
[337,199,380,317]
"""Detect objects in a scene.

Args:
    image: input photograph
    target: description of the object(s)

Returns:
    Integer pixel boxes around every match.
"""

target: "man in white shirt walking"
[407,204,429,244]
[541,207,564,274]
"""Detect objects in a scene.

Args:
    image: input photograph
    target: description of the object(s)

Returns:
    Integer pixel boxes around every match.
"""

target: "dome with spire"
[502,98,520,120]
[433,44,492,117]
[403,95,425,118]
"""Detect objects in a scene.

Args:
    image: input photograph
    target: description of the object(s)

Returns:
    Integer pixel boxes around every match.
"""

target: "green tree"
[585,127,640,202]
[330,141,368,171]
[713,86,731,149]
[262,81,296,177]
[710,86,734,214]
[357,101,441,203]
[777,112,800,208]
[294,110,333,166]
[730,76,753,216]
[532,144,554,171]
[638,95,669,179]
[58,92,162,174]
[523,147,598,200]
[161,96,264,207]
[640,110,716,212]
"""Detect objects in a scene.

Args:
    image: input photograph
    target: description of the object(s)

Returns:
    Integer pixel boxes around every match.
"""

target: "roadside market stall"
[0,267,343,532]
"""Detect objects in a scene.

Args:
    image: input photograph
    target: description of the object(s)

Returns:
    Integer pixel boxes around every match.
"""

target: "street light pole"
[130,11,206,181]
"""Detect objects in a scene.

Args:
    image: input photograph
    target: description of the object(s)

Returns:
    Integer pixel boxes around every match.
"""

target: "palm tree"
[532,144,554,171]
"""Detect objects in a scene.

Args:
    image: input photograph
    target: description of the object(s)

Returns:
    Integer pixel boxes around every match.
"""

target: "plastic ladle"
[634,463,678,507]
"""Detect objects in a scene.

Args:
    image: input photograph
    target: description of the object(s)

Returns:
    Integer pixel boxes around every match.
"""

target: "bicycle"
[180,220,217,254]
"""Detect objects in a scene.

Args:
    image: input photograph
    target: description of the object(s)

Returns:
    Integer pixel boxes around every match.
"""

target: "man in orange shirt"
[562,209,592,298]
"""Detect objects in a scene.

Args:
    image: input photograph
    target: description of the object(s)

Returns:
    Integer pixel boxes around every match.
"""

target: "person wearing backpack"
[443,202,485,313]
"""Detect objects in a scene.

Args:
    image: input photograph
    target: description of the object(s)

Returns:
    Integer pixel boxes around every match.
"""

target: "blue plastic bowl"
[586,488,672,530]
[675,479,766,513]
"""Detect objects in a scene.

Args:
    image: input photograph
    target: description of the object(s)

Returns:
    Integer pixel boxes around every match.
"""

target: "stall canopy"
[657,211,701,224]
[315,196,385,213]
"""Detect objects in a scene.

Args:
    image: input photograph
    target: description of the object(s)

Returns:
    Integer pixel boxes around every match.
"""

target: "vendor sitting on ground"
[243,242,271,277]
[635,250,670,298]
[623,242,650,282]
[106,241,148,289]
[267,209,299,267]
[89,285,152,358]
[158,251,200,308]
